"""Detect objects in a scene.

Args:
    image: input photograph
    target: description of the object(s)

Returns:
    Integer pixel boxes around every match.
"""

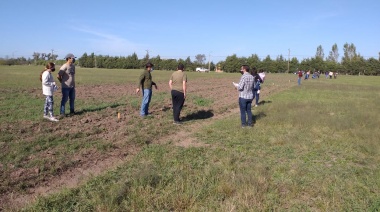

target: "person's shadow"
[75,103,125,115]
[258,100,272,106]
[181,110,214,122]
[253,111,267,124]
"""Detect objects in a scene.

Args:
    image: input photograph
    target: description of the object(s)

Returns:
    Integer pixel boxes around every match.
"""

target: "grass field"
[1,65,380,211]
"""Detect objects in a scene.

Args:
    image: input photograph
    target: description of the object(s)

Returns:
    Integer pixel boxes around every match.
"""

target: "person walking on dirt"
[136,62,158,117]
[236,65,254,128]
[169,63,187,124]
[41,62,59,122]
[57,53,76,118]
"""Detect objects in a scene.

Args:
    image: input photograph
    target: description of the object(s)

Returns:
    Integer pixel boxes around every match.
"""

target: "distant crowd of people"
[297,70,338,85]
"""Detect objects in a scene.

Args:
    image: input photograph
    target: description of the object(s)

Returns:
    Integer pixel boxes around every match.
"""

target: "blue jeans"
[254,88,260,105]
[239,97,253,126]
[298,77,301,85]
[60,87,75,114]
[140,89,152,116]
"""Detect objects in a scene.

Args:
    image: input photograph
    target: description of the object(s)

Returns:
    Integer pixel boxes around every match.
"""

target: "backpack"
[298,71,303,77]
[254,79,261,90]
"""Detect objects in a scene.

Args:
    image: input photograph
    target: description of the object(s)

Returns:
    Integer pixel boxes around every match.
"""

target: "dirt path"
[1,75,296,210]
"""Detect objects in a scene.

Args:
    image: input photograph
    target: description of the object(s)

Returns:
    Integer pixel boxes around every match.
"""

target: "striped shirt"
[237,72,254,99]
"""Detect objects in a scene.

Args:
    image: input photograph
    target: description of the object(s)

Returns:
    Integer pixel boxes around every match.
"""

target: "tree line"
[1,43,379,75]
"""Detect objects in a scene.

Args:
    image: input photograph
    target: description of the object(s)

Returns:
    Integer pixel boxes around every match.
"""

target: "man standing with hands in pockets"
[169,63,187,125]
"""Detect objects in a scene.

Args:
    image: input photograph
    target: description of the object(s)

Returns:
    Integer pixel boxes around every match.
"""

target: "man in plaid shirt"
[237,65,254,127]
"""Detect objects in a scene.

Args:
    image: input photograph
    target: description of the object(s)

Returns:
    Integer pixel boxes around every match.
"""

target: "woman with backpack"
[251,68,263,107]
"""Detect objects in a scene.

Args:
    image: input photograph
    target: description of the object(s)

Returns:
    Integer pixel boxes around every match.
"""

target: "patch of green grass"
[0,91,46,123]
[192,96,214,106]
[24,76,380,211]
[2,65,378,210]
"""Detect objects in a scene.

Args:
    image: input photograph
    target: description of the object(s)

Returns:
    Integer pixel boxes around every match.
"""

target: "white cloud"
[70,26,147,56]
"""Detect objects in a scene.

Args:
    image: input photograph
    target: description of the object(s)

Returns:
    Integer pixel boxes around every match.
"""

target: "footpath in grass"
[24,76,380,211]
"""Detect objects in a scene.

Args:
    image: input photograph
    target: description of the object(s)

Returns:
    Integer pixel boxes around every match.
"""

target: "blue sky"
[1,0,379,63]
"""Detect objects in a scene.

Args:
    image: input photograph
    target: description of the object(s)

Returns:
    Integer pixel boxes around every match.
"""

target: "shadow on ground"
[75,103,125,115]
[182,110,214,122]
[258,100,272,106]
[253,111,267,124]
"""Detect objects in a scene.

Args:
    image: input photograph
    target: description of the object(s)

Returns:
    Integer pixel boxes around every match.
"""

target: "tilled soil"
[0,74,295,210]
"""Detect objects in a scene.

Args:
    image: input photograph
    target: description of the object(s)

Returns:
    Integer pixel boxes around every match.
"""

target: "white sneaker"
[43,115,50,119]
[48,116,59,122]
[255,104,258,107]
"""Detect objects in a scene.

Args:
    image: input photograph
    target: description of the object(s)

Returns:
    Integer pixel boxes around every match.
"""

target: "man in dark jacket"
[136,62,158,116]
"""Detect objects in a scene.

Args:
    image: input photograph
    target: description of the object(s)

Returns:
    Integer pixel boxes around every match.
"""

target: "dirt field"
[0,73,296,210]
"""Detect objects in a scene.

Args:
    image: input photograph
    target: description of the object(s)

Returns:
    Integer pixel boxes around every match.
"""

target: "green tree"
[223,54,240,73]
[342,43,357,63]
[246,54,261,70]
[299,58,312,71]
[261,55,275,73]
[327,43,339,63]
[79,53,89,68]
[342,43,359,74]
[129,52,139,69]
[289,57,299,73]
[150,55,162,70]
[195,54,206,65]
[311,57,324,72]
[274,55,287,73]
[315,45,324,60]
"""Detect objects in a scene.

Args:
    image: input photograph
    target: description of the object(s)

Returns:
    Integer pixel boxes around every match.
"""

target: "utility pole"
[94,51,100,68]
[208,51,212,71]
[51,49,55,62]
[287,49,290,73]
[145,49,150,62]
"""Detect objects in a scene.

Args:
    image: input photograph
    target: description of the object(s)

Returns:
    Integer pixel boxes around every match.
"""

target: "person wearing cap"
[169,63,187,124]
[136,62,158,117]
[57,53,76,117]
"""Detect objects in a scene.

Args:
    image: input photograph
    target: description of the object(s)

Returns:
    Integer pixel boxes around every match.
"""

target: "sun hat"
[65,53,76,59]
[145,62,154,68]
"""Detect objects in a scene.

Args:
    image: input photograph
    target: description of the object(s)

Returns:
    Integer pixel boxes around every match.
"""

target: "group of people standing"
[136,62,266,127]
[326,71,338,79]
[41,53,76,122]
[136,62,187,124]
[42,60,266,128]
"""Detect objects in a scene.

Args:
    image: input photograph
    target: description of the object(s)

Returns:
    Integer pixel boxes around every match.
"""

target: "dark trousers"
[239,97,253,126]
[60,87,75,114]
[171,90,185,122]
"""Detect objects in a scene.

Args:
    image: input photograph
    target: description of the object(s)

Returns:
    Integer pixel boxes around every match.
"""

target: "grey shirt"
[58,63,75,88]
